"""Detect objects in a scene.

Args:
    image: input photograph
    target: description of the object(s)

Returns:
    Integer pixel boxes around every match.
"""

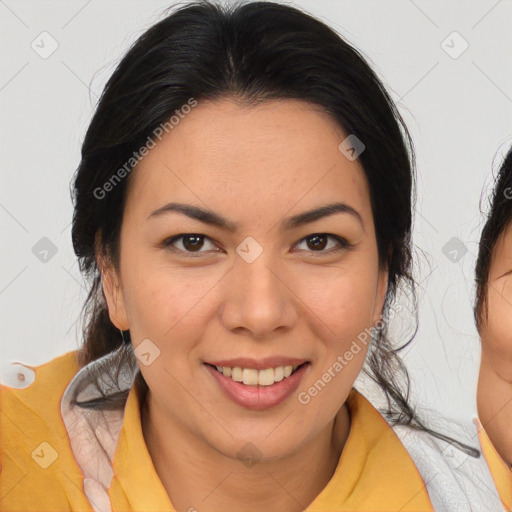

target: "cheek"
[120,253,220,344]
[298,268,378,380]
[294,274,375,430]
[303,266,379,330]
[121,261,220,400]
[483,286,512,355]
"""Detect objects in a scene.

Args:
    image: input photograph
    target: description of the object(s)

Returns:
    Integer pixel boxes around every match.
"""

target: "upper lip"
[205,357,309,370]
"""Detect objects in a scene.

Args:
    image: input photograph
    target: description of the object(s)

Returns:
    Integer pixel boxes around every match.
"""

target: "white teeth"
[212,363,303,386]
[274,366,284,382]
[258,368,275,386]
[231,367,243,382]
[242,368,259,386]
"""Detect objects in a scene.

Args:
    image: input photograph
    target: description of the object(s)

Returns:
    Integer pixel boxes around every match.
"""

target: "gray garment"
[393,422,506,511]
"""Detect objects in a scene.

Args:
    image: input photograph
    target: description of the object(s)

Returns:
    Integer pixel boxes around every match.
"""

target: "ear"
[372,269,388,325]
[372,263,389,326]
[97,253,130,331]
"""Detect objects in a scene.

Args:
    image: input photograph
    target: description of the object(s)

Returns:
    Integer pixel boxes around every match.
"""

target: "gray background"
[1,0,511,426]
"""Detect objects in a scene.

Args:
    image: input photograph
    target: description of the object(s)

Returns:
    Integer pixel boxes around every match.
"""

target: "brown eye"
[181,235,205,251]
[295,233,351,255]
[305,234,329,250]
[163,234,219,256]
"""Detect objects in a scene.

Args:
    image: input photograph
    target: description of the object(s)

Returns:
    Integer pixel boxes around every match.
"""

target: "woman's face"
[479,222,512,382]
[102,98,388,460]
[478,222,512,464]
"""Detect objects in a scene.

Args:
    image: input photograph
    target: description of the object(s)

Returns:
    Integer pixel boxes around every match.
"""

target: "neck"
[141,393,351,512]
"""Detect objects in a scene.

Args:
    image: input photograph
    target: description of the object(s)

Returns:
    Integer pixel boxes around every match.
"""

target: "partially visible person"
[475,143,512,509]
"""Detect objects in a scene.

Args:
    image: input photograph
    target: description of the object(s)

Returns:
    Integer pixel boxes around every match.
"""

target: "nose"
[219,248,298,340]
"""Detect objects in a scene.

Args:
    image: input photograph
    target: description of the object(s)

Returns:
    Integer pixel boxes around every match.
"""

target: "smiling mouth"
[204,362,309,386]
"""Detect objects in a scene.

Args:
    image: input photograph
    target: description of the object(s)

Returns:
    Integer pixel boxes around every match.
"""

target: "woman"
[0,1,503,511]
[474,144,512,509]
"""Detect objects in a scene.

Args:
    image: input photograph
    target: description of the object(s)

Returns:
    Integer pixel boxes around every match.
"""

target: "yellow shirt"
[476,417,512,510]
[0,349,460,511]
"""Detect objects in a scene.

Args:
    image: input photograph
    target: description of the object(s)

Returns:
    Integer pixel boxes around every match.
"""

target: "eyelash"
[161,233,353,258]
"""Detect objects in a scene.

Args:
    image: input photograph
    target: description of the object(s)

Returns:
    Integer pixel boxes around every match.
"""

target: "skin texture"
[99,97,389,512]
[478,222,512,467]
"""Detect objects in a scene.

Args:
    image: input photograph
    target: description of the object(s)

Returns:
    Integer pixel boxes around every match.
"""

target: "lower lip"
[205,363,310,410]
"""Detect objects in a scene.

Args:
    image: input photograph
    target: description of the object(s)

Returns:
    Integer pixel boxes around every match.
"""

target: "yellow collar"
[475,418,512,510]
[110,384,434,511]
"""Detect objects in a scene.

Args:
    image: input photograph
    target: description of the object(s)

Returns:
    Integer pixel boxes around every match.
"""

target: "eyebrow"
[147,201,364,231]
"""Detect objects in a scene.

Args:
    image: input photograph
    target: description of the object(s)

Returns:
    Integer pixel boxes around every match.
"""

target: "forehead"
[124,98,371,224]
